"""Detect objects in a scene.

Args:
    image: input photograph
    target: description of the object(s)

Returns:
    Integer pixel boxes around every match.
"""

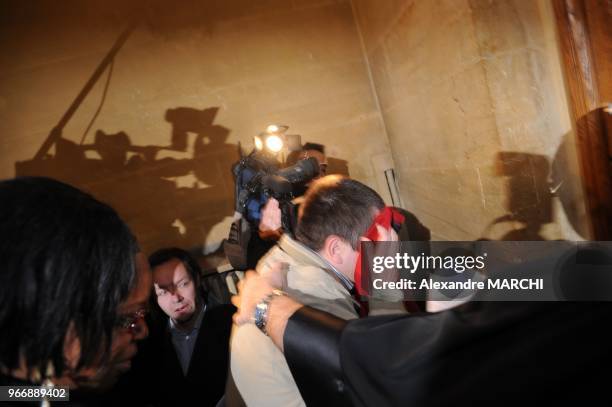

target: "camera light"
[254,136,263,150]
[266,124,279,133]
[265,135,284,152]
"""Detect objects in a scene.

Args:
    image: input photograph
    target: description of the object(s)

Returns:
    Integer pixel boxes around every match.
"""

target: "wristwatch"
[254,289,286,335]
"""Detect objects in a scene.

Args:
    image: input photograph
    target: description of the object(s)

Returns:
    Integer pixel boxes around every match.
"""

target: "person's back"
[231,175,388,406]
[231,234,358,406]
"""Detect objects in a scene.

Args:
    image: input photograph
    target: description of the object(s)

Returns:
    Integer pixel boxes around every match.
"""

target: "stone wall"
[352,0,589,240]
[0,0,390,254]
[0,0,590,255]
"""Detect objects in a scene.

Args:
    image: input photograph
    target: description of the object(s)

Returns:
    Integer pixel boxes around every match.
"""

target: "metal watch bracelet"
[254,289,287,336]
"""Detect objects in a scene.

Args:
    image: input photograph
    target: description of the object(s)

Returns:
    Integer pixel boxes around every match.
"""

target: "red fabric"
[354,207,405,296]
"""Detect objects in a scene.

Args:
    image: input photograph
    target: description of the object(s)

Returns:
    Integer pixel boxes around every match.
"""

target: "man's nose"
[172,291,183,302]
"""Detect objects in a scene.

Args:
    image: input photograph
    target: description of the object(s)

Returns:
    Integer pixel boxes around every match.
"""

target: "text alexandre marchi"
[370,253,544,291]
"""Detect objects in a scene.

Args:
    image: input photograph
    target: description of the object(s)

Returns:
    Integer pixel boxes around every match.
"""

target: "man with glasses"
[117,248,234,407]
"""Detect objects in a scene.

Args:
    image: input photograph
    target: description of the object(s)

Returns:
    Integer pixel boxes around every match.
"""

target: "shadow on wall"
[8,17,240,255]
[481,145,588,240]
[480,152,554,241]
[15,106,239,254]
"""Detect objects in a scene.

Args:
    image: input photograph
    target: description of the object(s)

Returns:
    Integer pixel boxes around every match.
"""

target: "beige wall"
[0,0,390,254]
[0,0,591,254]
[352,0,590,240]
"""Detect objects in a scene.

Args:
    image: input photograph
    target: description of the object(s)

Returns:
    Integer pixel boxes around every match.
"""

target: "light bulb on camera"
[266,124,279,133]
[265,135,283,152]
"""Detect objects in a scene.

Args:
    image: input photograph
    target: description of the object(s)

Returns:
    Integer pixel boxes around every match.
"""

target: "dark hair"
[148,248,206,303]
[296,175,384,251]
[0,177,138,377]
[302,142,325,155]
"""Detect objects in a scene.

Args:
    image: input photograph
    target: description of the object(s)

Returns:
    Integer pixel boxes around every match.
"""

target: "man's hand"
[260,260,289,289]
[231,260,285,323]
[360,224,403,303]
[259,198,282,239]
[232,270,276,325]
[231,263,302,351]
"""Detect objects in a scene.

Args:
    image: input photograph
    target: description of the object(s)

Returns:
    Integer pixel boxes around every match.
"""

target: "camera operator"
[281,142,328,196]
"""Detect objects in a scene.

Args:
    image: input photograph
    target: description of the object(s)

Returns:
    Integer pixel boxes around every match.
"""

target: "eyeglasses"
[115,308,148,333]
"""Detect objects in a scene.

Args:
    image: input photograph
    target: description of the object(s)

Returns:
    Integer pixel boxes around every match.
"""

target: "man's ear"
[322,235,345,265]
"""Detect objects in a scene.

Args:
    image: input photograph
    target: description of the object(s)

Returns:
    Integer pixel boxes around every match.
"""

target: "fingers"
[359,224,399,243]
[261,261,288,288]
[267,198,280,208]
[374,224,399,242]
[232,310,241,325]
[388,227,399,242]
[231,294,240,308]
[260,198,282,232]
[232,270,274,326]
[374,224,388,241]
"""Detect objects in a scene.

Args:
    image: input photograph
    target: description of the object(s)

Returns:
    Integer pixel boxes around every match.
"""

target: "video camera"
[233,151,320,233]
[223,126,320,270]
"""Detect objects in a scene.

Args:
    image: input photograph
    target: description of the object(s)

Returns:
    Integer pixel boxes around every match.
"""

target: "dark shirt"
[107,304,235,407]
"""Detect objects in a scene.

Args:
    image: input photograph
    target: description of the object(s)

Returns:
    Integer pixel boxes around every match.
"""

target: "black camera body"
[224,152,319,270]
[236,154,319,231]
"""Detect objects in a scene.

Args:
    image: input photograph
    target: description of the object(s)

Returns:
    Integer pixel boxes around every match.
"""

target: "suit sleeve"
[283,306,352,407]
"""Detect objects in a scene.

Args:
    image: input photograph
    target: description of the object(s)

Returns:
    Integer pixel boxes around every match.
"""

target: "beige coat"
[230,235,358,407]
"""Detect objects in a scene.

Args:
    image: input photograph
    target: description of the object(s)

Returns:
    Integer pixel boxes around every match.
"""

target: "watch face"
[254,302,268,331]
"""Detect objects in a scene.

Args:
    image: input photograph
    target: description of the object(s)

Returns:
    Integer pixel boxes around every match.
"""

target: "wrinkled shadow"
[482,152,553,240]
[15,106,239,254]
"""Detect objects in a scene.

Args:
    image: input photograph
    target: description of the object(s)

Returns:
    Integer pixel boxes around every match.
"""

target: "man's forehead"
[304,149,327,164]
[152,259,190,285]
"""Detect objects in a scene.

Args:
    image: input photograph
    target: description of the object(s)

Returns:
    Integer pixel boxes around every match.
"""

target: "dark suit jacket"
[110,304,235,407]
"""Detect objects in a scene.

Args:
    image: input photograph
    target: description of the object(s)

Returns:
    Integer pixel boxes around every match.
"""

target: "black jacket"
[110,304,235,406]
[285,301,612,407]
